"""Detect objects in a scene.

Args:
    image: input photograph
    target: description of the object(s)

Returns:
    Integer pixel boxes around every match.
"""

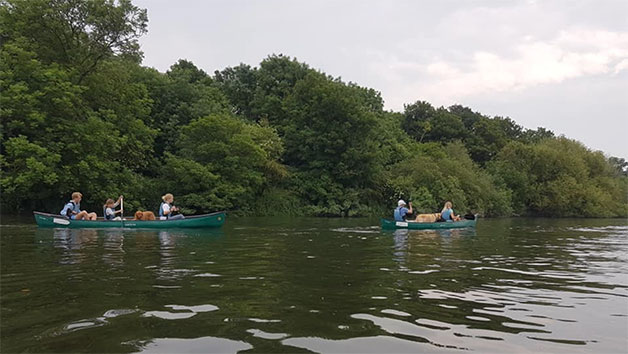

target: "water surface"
[1,217,627,353]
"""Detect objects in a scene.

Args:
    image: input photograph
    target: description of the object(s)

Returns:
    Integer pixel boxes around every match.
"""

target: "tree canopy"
[1,0,626,218]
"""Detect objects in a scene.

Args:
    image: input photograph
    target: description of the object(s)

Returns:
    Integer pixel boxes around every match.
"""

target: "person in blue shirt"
[60,192,97,220]
[394,200,413,221]
[440,201,461,222]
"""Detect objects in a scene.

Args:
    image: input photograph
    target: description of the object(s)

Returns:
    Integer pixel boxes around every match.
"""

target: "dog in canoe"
[413,213,441,223]
[133,211,156,221]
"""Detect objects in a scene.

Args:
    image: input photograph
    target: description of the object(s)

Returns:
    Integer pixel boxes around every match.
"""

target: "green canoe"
[381,216,477,230]
[34,211,226,229]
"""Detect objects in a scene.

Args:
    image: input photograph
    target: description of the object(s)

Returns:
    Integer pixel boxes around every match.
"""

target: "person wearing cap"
[394,200,413,221]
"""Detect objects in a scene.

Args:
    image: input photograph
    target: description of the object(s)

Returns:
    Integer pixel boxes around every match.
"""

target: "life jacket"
[103,205,114,220]
[441,208,453,221]
[394,206,407,222]
[60,201,78,218]
[159,202,168,218]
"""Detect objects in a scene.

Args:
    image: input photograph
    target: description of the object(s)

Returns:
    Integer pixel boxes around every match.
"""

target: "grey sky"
[135,0,628,159]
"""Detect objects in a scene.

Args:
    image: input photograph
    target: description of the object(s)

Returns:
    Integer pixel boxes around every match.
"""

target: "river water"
[1,217,627,353]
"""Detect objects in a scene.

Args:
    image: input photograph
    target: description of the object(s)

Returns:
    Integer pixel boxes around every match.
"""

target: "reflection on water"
[103,230,125,267]
[1,218,627,353]
[53,229,99,265]
[139,336,252,353]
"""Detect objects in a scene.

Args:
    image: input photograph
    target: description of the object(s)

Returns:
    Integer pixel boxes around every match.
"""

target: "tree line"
[1,0,627,218]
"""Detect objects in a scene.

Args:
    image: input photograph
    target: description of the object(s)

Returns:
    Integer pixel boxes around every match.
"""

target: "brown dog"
[134,211,156,221]
[415,213,441,223]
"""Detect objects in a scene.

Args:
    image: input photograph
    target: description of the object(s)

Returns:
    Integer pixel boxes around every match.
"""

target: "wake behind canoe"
[381,217,477,230]
[34,211,226,229]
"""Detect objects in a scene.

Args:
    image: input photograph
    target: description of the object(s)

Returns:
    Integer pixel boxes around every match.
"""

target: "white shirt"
[160,203,170,220]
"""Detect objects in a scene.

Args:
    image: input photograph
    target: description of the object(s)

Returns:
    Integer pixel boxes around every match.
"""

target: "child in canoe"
[159,193,185,220]
[60,192,97,220]
[103,195,124,221]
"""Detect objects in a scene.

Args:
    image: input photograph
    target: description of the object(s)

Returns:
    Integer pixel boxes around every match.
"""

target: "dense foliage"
[1,0,626,218]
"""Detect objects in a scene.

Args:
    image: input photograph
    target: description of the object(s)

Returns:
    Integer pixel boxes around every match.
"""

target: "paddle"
[403,192,414,218]
[120,195,124,220]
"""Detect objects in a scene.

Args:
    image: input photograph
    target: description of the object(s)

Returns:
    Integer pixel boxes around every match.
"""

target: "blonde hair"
[104,198,114,206]
[162,193,174,203]
[441,201,453,213]
[72,192,82,199]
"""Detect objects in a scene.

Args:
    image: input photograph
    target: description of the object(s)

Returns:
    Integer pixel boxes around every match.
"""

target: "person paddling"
[103,195,123,221]
[394,200,413,221]
[159,193,185,220]
[60,192,97,220]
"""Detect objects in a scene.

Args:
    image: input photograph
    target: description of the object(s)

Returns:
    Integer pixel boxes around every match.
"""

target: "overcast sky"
[135,0,628,159]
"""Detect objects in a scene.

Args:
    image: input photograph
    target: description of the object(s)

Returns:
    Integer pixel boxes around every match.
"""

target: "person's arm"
[162,204,171,215]
[407,202,413,215]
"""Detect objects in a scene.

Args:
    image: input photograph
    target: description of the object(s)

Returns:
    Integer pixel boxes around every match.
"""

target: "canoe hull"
[34,211,226,229]
[381,217,477,230]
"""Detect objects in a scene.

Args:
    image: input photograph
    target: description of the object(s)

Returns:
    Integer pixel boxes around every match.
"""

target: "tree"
[520,127,555,143]
[163,114,285,213]
[214,63,258,119]
[250,54,312,124]
[403,102,467,144]
[608,157,628,177]
[1,0,147,83]
[280,73,386,215]
[138,60,231,155]
[402,100,436,143]
[489,137,627,217]
[0,136,60,211]
[1,0,154,212]
[386,142,512,216]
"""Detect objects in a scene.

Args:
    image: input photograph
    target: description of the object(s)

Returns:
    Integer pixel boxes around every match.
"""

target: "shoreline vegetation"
[1,0,627,218]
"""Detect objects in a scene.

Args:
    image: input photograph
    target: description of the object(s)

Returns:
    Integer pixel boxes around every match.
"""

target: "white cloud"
[613,59,628,74]
[387,29,628,105]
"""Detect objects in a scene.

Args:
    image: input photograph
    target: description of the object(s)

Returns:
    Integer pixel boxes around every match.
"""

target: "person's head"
[105,198,114,207]
[162,193,174,203]
[72,192,82,202]
[397,199,406,207]
[443,201,453,210]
